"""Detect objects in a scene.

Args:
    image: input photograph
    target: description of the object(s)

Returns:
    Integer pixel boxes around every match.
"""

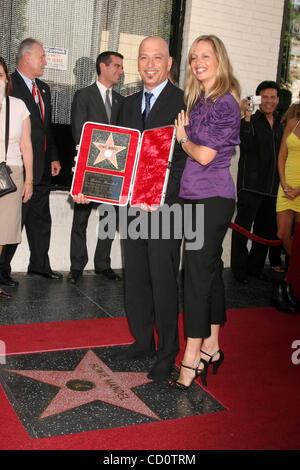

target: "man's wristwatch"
[180,137,189,146]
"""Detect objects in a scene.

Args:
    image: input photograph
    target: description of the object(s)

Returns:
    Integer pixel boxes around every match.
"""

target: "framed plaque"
[70,122,176,207]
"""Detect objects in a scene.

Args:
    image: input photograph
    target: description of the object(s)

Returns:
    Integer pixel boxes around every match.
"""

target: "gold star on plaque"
[93,133,126,169]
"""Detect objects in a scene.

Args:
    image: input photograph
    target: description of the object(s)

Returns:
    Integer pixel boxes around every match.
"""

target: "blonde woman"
[272,103,300,311]
[277,102,300,255]
[170,35,241,389]
[0,57,33,299]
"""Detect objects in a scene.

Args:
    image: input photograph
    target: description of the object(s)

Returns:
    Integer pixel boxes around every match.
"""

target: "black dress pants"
[230,190,277,276]
[0,180,52,275]
[183,197,235,338]
[70,203,116,272]
[123,210,182,364]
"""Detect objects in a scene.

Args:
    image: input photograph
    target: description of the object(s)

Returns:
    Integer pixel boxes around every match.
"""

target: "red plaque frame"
[70,122,176,207]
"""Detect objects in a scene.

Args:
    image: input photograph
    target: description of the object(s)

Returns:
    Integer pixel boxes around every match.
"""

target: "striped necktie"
[32,81,44,124]
[142,91,153,125]
[32,81,46,150]
[105,88,111,122]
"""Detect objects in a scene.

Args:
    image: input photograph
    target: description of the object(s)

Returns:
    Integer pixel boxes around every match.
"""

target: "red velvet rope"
[229,222,281,246]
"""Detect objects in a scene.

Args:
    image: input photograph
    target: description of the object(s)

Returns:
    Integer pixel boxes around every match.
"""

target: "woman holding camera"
[169,35,241,389]
[0,57,33,299]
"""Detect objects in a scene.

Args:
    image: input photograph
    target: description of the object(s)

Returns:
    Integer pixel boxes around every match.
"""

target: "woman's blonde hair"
[184,35,241,112]
[281,102,300,127]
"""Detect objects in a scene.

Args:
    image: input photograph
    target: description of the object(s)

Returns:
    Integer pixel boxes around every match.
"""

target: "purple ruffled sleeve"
[185,94,241,151]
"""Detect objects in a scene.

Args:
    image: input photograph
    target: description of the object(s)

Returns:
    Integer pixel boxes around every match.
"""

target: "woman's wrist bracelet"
[24,181,33,185]
[180,137,189,147]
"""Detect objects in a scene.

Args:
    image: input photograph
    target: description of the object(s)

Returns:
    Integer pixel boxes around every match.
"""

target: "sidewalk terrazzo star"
[8,349,159,420]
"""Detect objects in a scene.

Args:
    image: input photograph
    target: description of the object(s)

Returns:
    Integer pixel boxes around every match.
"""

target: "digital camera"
[246,95,262,112]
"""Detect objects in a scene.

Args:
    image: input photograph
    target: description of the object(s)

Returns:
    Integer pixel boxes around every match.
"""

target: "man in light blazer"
[0,38,62,286]
[116,37,187,381]
[67,51,124,284]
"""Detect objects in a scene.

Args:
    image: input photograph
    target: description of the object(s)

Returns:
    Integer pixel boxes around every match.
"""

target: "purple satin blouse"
[179,92,241,200]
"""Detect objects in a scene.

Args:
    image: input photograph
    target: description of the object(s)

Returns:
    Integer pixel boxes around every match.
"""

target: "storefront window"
[281,0,300,101]
[0,0,184,189]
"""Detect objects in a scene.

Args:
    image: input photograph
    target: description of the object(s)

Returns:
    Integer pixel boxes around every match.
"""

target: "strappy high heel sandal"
[169,358,202,391]
[199,349,224,386]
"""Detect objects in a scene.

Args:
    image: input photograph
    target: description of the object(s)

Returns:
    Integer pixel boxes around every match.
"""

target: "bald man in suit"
[72,38,186,381]
[116,37,187,381]
[67,51,124,284]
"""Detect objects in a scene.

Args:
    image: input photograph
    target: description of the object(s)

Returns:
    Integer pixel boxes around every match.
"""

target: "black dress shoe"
[283,282,300,311]
[233,271,248,284]
[270,282,297,313]
[113,343,156,360]
[0,272,19,287]
[95,268,121,280]
[67,271,82,284]
[0,288,11,299]
[147,359,175,382]
[27,270,63,280]
[247,270,268,281]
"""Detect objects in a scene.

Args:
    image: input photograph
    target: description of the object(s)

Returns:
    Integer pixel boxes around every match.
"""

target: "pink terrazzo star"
[93,133,126,168]
[8,350,159,420]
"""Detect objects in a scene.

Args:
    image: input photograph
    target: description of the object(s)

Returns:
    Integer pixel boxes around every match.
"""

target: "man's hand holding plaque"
[72,192,90,204]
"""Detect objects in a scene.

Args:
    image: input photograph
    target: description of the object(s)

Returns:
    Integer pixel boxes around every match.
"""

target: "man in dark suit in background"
[116,36,187,381]
[0,38,62,286]
[67,51,124,284]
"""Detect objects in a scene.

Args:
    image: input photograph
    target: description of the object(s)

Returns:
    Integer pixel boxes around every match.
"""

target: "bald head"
[138,36,172,90]
[138,36,170,57]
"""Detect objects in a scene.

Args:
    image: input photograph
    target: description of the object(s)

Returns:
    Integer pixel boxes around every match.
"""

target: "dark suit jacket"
[71,82,123,145]
[11,71,58,184]
[118,80,186,205]
[238,110,282,197]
